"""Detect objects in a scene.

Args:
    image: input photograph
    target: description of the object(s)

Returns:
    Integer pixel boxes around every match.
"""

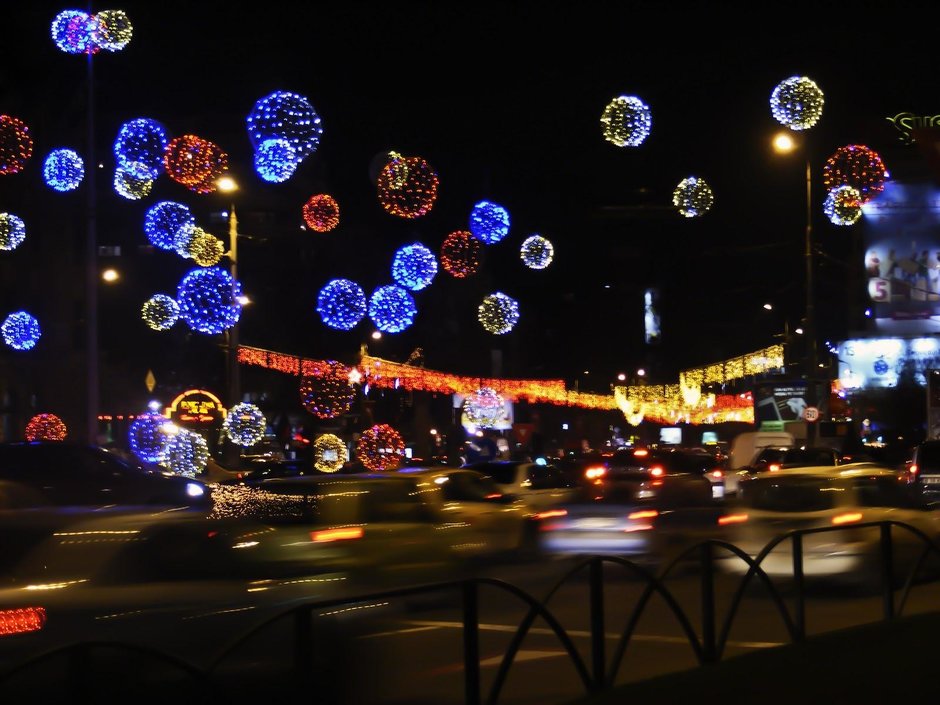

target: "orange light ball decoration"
[299,360,355,418]
[377,155,438,218]
[441,230,483,278]
[822,144,887,204]
[25,413,67,441]
[303,194,340,232]
[0,115,34,175]
[355,423,405,471]
[163,135,228,193]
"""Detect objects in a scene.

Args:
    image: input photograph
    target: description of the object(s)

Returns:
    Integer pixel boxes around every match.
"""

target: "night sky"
[3,1,940,399]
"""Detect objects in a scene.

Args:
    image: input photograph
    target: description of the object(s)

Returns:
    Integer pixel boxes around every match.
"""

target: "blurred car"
[908,439,940,495]
[725,445,844,496]
[0,442,211,511]
[605,446,727,500]
[462,459,580,512]
[718,465,940,583]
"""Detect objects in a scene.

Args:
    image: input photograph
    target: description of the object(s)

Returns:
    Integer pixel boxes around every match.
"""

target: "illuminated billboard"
[644,288,661,345]
[836,337,940,390]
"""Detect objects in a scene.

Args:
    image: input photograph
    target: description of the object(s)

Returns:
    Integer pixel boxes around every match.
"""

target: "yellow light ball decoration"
[302,194,340,232]
[822,144,887,204]
[600,95,652,147]
[0,115,33,175]
[672,176,714,218]
[141,294,180,331]
[355,423,405,471]
[164,135,228,192]
[314,433,348,473]
[93,10,133,52]
[824,185,863,226]
[770,76,824,131]
[377,155,439,218]
[441,230,482,278]
[113,166,153,200]
[478,292,520,334]
[25,413,67,441]
[463,387,506,429]
[299,361,355,418]
[189,230,225,266]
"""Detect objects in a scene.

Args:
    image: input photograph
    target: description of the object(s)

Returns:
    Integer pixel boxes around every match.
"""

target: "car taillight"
[633,449,649,457]
[649,465,665,477]
[584,466,607,480]
[768,463,781,472]
[0,607,46,636]
[711,470,723,479]
[311,527,364,542]
[910,464,919,475]
[534,509,567,520]
[831,512,863,525]
[718,513,748,525]
[628,509,659,520]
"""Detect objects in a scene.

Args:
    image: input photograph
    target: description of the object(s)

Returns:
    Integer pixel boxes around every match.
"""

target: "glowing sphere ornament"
[188,230,225,267]
[176,266,242,334]
[823,185,863,226]
[478,293,519,335]
[0,213,26,251]
[223,403,266,447]
[355,424,405,471]
[93,10,133,52]
[165,427,209,478]
[302,194,340,232]
[316,278,367,331]
[520,234,554,270]
[254,138,298,183]
[141,294,180,331]
[377,155,439,218]
[2,311,41,351]
[164,135,228,192]
[144,201,194,251]
[673,176,714,218]
[0,115,33,175]
[469,201,510,244]
[822,145,887,204]
[128,413,172,463]
[368,285,417,333]
[600,95,652,147]
[43,149,84,192]
[391,243,438,291]
[25,414,67,442]
[463,387,506,429]
[770,76,824,131]
[113,166,153,200]
[313,433,348,473]
[114,118,167,179]
[300,361,355,419]
[441,230,483,278]
[247,91,323,162]
[51,10,98,54]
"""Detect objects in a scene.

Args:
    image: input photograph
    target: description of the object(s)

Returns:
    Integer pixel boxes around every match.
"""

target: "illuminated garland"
[478,292,519,334]
[43,149,84,191]
[673,176,714,218]
[520,234,554,269]
[469,200,510,244]
[822,145,887,204]
[823,185,863,226]
[0,115,33,175]
[176,266,241,334]
[356,424,405,471]
[25,413,67,442]
[223,402,266,447]
[302,194,340,232]
[391,243,437,291]
[0,213,26,251]
[463,387,506,428]
[164,427,209,478]
[299,360,355,418]
[141,294,180,331]
[314,433,348,472]
[440,230,482,278]
[369,285,417,333]
[164,135,228,192]
[2,311,40,351]
[129,413,172,463]
[770,76,824,131]
[377,155,439,218]
[254,138,298,183]
[113,118,167,180]
[145,201,194,251]
[316,278,366,331]
[113,166,153,200]
[614,386,754,425]
[247,91,323,163]
[600,95,652,147]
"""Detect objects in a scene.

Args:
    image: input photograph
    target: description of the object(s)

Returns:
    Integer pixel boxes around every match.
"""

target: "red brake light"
[718,513,748,525]
[485,493,503,500]
[633,449,649,457]
[910,464,919,475]
[628,509,658,520]
[311,527,364,542]
[534,509,567,520]
[649,465,665,477]
[711,470,723,479]
[0,607,46,636]
[584,465,607,480]
[832,512,863,525]
[768,463,781,472]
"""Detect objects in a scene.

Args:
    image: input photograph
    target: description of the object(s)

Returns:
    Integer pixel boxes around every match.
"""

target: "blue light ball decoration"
[520,234,554,270]
[469,201,510,244]
[51,10,98,54]
[254,138,298,183]
[176,266,242,335]
[368,285,417,334]
[823,185,863,226]
[0,213,26,251]
[1,311,41,351]
[316,278,367,331]
[770,76,824,131]
[128,413,172,464]
[42,149,84,192]
[478,293,519,335]
[141,294,180,331]
[114,118,167,180]
[144,201,194,251]
[600,95,652,147]
[247,91,323,164]
[164,427,209,478]
[391,243,438,291]
[222,403,267,447]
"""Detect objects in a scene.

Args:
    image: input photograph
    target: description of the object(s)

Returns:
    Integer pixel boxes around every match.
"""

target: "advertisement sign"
[752,382,810,424]
[165,389,227,426]
[837,337,940,390]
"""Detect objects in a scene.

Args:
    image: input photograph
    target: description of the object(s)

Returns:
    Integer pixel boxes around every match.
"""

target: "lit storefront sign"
[837,337,940,390]
[165,389,227,425]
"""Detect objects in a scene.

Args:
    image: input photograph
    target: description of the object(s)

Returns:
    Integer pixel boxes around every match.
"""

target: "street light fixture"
[215,176,241,411]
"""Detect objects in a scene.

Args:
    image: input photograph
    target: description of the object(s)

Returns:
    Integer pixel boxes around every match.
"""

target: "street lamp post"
[217,176,240,411]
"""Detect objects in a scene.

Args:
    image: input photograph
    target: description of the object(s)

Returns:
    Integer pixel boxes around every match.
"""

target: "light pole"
[216,176,240,409]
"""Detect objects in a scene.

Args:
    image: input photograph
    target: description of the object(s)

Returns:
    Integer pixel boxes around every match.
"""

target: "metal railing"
[3,520,940,704]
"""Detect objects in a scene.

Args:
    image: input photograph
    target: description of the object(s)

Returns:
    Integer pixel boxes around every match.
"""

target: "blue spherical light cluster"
[2,311,41,350]
[247,91,323,171]
[317,278,366,331]
[369,285,417,333]
[42,149,84,192]
[520,234,554,270]
[469,201,510,244]
[254,138,298,183]
[176,267,242,334]
[51,10,98,54]
[142,294,180,331]
[478,292,519,335]
[223,403,267,447]
[600,95,652,147]
[114,118,167,180]
[0,213,26,251]
[144,201,194,251]
[128,413,172,463]
[164,427,209,478]
[770,76,824,131]
[391,243,438,291]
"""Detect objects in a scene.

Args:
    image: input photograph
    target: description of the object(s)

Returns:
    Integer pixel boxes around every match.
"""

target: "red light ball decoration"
[303,194,340,232]
[822,144,887,204]
[0,115,33,175]
[164,135,228,193]
[299,361,355,419]
[440,230,483,278]
[355,423,405,471]
[25,413,67,441]
[377,155,438,218]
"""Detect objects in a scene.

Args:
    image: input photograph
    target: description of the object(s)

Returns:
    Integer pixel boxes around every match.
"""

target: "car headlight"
[185,482,206,498]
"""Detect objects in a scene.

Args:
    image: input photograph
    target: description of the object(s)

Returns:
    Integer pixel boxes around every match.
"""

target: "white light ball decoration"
[2,311,41,351]
[600,95,652,147]
[469,200,510,244]
[128,413,173,464]
[391,242,438,291]
[176,266,242,335]
[144,201,194,251]
[0,213,26,251]
[223,403,267,447]
[43,149,85,191]
[770,76,824,131]
[355,424,405,471]
[520,234,554,270]
[164,427,209,478]
[93,10,133,52]
[254,138,298,183]
[141,294,180,331]
[824,185,863,226]
[478,292,520,335]
[314,433,348,473]
[673,176,714,218]
[368,285,417,333]
[316,278,367,331]
[463,387,506,429]
[247,91,323,163]
[113,165,153,200]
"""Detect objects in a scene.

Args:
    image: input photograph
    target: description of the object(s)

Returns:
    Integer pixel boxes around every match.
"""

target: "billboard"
[837,337,940,390]
[752,382,809,424]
